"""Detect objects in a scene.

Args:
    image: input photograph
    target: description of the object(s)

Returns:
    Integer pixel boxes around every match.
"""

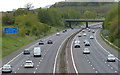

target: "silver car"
[83,48,90,54]
[2,65,12,73]
[107,54,116,62]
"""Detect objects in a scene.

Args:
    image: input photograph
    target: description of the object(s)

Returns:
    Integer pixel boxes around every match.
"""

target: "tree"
[2,13,15,25]
[24,2,34,10]
[84,11,97,19]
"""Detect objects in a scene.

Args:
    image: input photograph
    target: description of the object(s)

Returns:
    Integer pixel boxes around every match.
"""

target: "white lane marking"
[21,65,22,66]
[105,62,107,63]
[15,72,16,73]
[36,68,37,70]
[34,71,36,73]
[115,71,117,73]
[93,67,95,70]
[37,65,39,67]
[53,30,79,74]
[18,68,19,70]
[39,62,41,64]
[70,34,79,74]
[108,65,110,66]
[89,62,91,63]
[94,30,120,61]
[111,67,113,69]
[95,71,98,73]
[91,65,92,67]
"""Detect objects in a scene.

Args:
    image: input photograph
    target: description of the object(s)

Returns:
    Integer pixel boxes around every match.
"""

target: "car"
[63,30,67,33]
[83,33,87,36]
[84,40,87,43]
[83,48,90,54]
[78,34,82,37]
[56,32,60,36]
[47,40,53,44]
[74,39,80,44]
[74,43,80,48]
[24,60,34,68]
[87,28,89,30]
[88,29,91,32]
[2,65,12,73]
[23,49,30,54]
[107,54,116,62]
[90,35,94,39]
[85,41,90,46]
[82,30,85,32]
[39,40,44,45]
[92,30,95,33]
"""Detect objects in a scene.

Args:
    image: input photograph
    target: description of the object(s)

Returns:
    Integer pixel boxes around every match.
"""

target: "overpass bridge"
[65,19,105,28]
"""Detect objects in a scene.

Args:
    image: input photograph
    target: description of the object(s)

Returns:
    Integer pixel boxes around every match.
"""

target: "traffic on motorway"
[1,25,119,74]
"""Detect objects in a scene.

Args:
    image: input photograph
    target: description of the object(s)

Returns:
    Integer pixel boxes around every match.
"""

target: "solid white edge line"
[71,34,78,74]
[53,30,79,74]
[94,30,120,61]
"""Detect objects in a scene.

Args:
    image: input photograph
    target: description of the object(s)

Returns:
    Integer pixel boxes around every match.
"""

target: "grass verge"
[100,30,120,52]
[2,26,66,59]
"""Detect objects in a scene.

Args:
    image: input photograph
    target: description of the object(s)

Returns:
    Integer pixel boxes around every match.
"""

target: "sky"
[0,0,65,12]
[0,0,118,12]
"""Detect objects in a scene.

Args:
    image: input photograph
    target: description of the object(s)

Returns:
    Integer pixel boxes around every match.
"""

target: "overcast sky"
[0,0,118,12]
[0,0,65,12]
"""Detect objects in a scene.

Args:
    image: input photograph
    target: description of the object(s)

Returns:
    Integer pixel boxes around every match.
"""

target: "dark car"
[63,30,67,33]
[47,40,53,44]
[23,49,30,54]
[39,40,44,45]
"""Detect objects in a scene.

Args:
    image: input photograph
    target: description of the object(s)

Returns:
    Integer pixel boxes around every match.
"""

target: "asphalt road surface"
[2,28,79,73]
[71,26,119,73]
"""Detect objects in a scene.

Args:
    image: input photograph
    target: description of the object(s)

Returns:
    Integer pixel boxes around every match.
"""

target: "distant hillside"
[51,2,117,17]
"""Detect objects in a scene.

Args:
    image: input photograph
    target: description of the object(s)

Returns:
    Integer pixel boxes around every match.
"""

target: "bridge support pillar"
[86,22,88,28]
[68,22,72,28]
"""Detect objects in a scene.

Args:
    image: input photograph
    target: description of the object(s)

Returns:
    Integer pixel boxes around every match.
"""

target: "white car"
[82,30,85,32]
[92,30,95,33]
[2,65,12,73]
[88,29,91,32]
[24,60,34,68]
[74,39,80,44]
[56,33,60,36]
[83,33,86,36]
[74,43,80,48]
[78,34,82,37]
[107,54,116,62]
[83,48,90,54]
[90,35,94,39]
[85,41,90,46]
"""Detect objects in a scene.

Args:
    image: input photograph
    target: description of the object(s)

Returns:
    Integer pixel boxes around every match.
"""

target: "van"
[33,47,41,57]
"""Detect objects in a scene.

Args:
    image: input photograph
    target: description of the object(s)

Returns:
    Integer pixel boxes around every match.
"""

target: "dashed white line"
[34,71,36,73]
[89,62,91,63]
[15,72,16,73]
[111,67,113,69]
[108,65,110,66]
[37,65,39,67]
[93,67,95,70]
[36,68,37,70]
[95,71,98,73]
[115,71,117,73]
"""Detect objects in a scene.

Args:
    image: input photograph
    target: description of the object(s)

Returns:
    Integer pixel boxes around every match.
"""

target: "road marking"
[18,68,19,70]
[94,30,120,61]
[34,71,36,73]
[89,62,91,63]
[115,71,117,73]
[53,30,79,74]
[95,71,98,73]
[37,65,39,67]
[108,65,110,66]
[15,72,16,73]
[21,65,22,66]
[39,62,41,64]
[105,62,107,63]
[93,67,95,69]
[70,34,79,74]
[111,67,113,69]
[36,68,37,70]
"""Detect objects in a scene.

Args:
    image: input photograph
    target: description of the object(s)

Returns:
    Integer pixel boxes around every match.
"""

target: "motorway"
[1,23,119,74]
[71,26,119,74]
[2,28,79,74]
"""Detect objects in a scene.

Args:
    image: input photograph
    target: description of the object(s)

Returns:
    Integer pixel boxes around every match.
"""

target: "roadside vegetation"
[101,3,119,49]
